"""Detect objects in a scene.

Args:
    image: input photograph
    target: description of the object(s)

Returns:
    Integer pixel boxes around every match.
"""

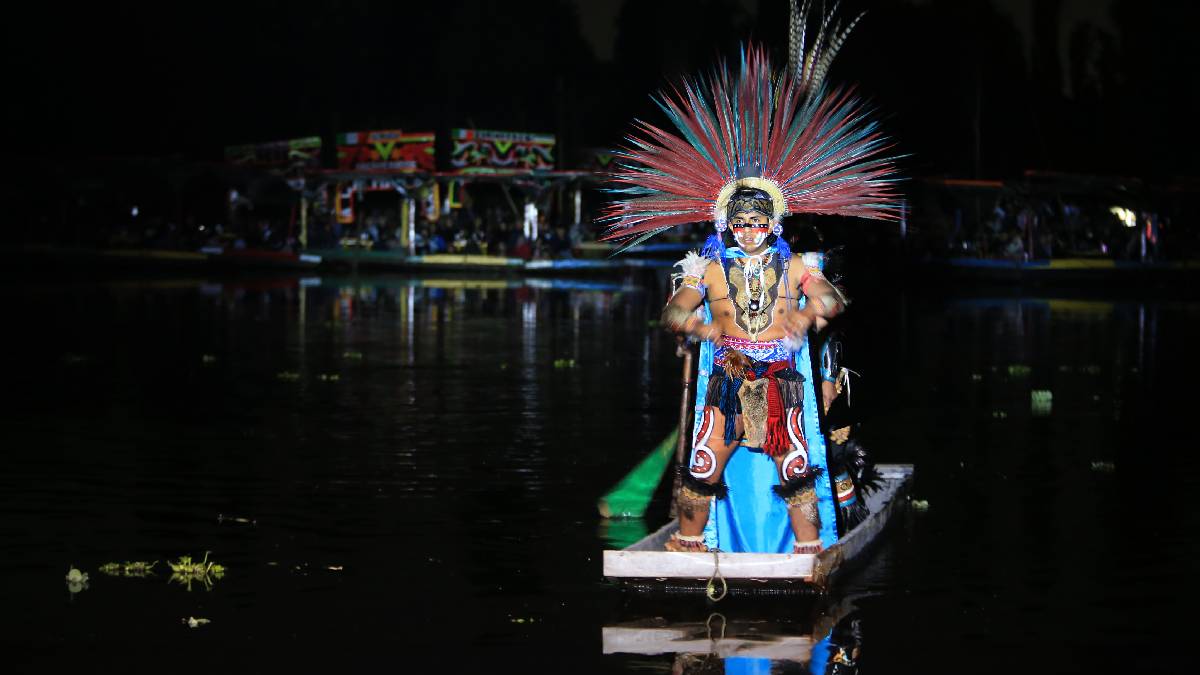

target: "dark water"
[0,273,1194,672]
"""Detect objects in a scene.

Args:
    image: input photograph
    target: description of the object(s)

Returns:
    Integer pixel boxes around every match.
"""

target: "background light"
[1109,206,1136,228]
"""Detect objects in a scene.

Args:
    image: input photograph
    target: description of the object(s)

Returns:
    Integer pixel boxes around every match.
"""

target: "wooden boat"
[206,247,322,270]
[603,464,914,594]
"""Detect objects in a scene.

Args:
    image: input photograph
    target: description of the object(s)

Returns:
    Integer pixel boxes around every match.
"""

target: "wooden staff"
[669,336,695,519]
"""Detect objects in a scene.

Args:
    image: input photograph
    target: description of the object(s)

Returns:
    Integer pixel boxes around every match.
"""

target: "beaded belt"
[714,336,792,366]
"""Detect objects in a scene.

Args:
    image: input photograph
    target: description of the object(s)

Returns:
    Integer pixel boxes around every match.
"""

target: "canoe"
[603,463,914,594]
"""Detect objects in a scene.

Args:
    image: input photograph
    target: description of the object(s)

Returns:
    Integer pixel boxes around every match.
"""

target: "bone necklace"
[739,253,771,340]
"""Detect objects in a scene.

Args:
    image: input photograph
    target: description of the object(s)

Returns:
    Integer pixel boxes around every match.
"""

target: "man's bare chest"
[709,259,797,338]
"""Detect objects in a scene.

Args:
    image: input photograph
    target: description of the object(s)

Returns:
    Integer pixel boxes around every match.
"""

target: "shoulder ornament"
[673,250,711,295]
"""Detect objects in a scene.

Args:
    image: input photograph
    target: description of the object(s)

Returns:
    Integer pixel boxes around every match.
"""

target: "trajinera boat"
[604,254,914,595]
[603,463,914,595]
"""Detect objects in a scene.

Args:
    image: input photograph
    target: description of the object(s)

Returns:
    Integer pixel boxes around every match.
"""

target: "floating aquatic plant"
[65,567,89,594]
[1031,390,1053,417]
[98,561,158,578]
[167,552,226,592]
[1007,364,1031,377]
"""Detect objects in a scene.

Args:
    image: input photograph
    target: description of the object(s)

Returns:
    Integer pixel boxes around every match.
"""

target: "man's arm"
[799,274,845,321]
[662,257,721,341]
[781,259,846,338]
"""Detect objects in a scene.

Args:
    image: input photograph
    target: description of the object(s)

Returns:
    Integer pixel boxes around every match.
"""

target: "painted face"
[729,210,771,250]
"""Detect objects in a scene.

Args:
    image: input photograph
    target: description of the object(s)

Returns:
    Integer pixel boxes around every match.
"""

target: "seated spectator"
[551,226,573,258]
[464,232,482,254]
[1003,231,1024,260]
[429,230,448,253]
[512,235,533,260]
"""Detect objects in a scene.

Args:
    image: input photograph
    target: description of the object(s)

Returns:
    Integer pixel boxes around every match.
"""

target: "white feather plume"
[672,250,712,294]
[674,251,711,279]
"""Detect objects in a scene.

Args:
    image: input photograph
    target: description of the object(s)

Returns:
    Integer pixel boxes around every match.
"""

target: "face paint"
[729,210,770,251]
[730,209,772,251]
[733,227,769,249]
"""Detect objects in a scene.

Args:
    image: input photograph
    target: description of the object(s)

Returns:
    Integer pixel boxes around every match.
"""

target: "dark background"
[4,0,1197,179]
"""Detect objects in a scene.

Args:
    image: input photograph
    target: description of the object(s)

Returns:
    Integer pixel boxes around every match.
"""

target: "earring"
[771,220,783,236]
[715,217,727,233]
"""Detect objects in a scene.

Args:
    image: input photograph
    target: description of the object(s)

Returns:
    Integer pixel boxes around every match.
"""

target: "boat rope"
[705,612,727,647]
[705,549,728,602]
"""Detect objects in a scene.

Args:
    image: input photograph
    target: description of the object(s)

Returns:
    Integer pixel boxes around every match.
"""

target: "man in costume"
[660,188,847,553]
[601,1,900,554]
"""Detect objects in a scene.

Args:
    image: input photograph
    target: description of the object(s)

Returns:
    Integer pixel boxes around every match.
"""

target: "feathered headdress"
[600,1,901,254]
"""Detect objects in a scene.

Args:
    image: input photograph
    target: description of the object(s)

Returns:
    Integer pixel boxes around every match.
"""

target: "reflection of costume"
[603,2,900,552]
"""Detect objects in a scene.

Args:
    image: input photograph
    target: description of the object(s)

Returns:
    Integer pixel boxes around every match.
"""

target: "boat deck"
[603,464,914,592]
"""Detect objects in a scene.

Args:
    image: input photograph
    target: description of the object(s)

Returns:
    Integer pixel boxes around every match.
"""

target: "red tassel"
[764,378,788,457]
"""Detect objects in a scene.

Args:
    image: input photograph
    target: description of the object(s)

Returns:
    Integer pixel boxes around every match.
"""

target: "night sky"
[3,0,1197,179]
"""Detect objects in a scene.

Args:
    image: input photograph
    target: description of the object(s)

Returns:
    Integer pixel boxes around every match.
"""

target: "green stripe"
[597,430,678,519]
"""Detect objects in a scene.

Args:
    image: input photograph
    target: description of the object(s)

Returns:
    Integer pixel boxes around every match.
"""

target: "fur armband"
[672,251,710,296]
[800,267,826,294]
[662,304,693,330]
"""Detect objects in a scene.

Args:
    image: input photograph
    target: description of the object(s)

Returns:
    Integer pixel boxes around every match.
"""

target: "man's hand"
[822,380,837,412]
[683,316,723,343]
[781,308,813,339]
[663,304,722,343]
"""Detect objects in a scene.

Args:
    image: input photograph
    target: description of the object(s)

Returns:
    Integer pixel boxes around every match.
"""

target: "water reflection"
[1,276,1195,670]
[603,596,867,674]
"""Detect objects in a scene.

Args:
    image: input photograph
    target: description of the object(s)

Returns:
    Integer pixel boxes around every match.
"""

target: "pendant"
[749,300,760,312]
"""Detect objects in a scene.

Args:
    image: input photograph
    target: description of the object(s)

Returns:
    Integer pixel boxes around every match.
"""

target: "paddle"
[597,338,696,519]
[596,428,678,519]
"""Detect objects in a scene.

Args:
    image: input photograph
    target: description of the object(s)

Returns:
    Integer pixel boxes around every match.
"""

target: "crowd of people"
[304,202,593,260]
[28,177,1194,266]
[926,192,1193,263]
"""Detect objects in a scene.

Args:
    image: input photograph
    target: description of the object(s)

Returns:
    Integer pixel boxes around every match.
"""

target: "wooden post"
[500,183,521,223]
[669,338,694,519]
[400,196,411,252]
[299,195,308,250]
